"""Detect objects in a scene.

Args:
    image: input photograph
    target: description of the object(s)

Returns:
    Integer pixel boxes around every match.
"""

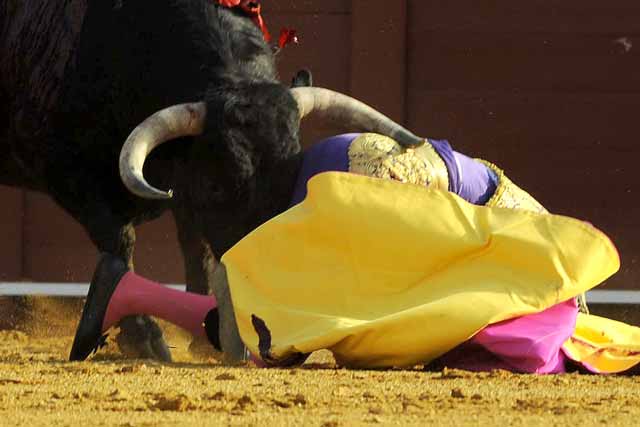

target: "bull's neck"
[256,152,305,224]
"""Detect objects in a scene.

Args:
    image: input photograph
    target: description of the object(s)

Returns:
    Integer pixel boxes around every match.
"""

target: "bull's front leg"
[172,207,219,357]
[107,224,173,362]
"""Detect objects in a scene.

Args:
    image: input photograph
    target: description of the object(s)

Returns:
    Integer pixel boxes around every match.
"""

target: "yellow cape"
[221,172,625,369]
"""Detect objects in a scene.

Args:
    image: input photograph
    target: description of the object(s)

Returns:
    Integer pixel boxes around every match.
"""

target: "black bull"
[1,0,425,361]
[0,0,304,360]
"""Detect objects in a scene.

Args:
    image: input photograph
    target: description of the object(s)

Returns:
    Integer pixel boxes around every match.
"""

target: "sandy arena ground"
[1,297,640,426]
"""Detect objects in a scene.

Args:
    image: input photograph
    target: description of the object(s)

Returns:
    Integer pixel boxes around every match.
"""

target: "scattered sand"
[1,297,640,426]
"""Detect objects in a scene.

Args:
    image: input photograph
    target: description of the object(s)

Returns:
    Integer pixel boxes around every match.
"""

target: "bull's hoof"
[115,315,172,362]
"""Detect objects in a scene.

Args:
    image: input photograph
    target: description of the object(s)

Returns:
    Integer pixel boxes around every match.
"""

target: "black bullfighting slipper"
[69,253,128,361]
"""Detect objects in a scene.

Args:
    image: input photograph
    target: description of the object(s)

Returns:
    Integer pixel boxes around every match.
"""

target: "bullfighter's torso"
[291,133,546,214]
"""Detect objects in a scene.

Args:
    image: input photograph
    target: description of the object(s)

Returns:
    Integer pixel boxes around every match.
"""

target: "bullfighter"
[70,123,640,374]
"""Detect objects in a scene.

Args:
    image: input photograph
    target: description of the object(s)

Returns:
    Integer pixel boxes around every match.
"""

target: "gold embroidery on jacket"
[478,160,547,214]
[348,133,449,190]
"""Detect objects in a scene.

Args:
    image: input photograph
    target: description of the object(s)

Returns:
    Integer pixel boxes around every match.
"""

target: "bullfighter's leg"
[70,254,221,361]
[69,208,171,362]
[171,207,220,356]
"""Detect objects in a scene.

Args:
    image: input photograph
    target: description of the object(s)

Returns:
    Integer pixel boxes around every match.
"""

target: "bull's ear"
[291,69,313,88]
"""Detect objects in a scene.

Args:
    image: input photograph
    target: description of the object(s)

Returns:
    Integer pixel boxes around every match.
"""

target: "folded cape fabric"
[432,298,579,374]
[222,172,620,369]
[564,313,640,373]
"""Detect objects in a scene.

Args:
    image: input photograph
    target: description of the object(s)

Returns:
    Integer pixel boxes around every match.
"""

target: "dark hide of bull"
[0,0,304,360]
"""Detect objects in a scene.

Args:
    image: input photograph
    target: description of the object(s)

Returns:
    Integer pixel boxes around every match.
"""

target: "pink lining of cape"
[431,299,579,374]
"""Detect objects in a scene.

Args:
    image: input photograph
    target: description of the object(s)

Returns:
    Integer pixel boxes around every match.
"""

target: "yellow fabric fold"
[221,172,620,368]
[564,314,640,374]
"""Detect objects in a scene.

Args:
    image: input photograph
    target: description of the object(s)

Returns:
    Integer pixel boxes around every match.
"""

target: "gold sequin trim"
[477,159,547,214]
[348,133,449,190]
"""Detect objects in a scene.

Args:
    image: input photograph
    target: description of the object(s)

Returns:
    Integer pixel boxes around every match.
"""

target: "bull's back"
[0,1,87,142]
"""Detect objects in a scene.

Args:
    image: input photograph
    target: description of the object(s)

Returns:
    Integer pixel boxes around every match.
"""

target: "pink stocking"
[103,272,217,338]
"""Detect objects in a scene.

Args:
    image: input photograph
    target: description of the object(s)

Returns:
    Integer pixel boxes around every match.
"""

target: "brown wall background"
[1,0,639,289]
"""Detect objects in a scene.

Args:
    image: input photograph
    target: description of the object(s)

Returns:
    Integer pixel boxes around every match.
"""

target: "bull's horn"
[119,102,207,200]
[290,87,425,147]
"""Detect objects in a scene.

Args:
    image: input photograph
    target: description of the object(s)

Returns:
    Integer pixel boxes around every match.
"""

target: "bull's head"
[120,86,425,198]
[118,84,425,253]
